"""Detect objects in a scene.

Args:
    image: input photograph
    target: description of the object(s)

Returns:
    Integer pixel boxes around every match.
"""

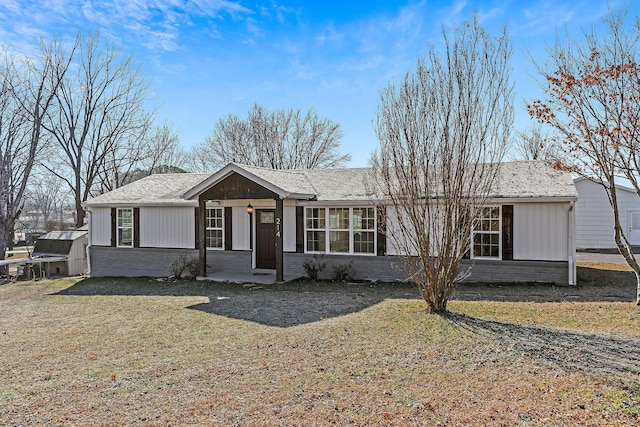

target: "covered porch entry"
[184,164,315,282]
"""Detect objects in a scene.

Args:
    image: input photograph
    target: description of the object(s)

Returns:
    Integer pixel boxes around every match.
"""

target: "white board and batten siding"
[385,202,571,262]
[574,178,640,249]
[89,207,111,246]
[513,202,569,261]
[140,207,195,249]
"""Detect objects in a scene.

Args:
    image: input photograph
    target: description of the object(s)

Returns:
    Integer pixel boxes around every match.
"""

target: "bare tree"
[100,120,188,187]
[528,6,640,305]
[136,121,187,175]
[512,124,560,160]
[41,31,153,228]
[25,174,72,231]
[0,39,74,272]
[189,103,350,171]
[370,15,513,313]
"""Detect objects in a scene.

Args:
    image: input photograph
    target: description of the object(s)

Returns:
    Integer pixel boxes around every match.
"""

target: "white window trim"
[116,208,133,248]
[304,207,377,256]
[205,207,225,250]
[470,205,501,260]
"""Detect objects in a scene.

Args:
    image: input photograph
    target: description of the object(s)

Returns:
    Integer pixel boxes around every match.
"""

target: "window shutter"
[133,208,140,248]
[376,206,386,256]
[194,207,199,249]
[110,208,116,247]
[296,206,304,253]
[502,205,513,260]
[224,207,232,250]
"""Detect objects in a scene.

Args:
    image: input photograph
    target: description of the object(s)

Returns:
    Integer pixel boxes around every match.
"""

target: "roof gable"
[184,163,316,200]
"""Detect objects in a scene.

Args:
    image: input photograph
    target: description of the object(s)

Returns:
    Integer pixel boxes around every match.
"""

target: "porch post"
[275,198,284,281]
[198,197,207,277]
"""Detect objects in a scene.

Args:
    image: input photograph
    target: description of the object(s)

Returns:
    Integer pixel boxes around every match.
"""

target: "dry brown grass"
[1,277,639,426]
[577,261,634,272]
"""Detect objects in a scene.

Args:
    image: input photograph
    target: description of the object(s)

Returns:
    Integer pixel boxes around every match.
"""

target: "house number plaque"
[276,217,281,238]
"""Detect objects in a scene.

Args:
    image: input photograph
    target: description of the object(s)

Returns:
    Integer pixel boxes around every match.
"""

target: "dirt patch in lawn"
[445,312,640,377]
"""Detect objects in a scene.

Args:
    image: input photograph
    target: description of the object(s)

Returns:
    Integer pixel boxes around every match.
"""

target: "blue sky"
[0,0,633,166]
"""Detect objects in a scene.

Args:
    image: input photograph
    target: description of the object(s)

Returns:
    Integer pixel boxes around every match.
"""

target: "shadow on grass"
[451,267,637,303]
[444,312,640,376]
[56,277,421,327]
[56,269,635,327]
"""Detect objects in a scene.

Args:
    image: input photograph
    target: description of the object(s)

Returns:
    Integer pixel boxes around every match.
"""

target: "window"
[117,208,133,247]
[329,208,350,253]
[472,206,500,258]
[353,207,375,254]
[305,207,376,255]
[206,208,224,249]
[305,208,326,252]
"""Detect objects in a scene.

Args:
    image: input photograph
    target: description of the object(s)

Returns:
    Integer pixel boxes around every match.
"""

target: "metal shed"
[31,229,88,277]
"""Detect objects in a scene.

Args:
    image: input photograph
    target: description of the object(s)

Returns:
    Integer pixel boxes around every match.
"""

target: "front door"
[256,210,276,269]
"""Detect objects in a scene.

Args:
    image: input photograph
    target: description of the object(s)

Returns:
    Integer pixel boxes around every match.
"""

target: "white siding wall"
[575,179,640,248]
[68,236,88,275]
[384,207,418,256]
[232,206,250,250]
[283,206,296,252]
[514,202,568,261]
[140,207,195,249]
[89,208,111,246]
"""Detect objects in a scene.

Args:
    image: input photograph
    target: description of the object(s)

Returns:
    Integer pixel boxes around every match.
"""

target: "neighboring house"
[574,177,640,250]
[83,161,578,284]
[31,229,88,277]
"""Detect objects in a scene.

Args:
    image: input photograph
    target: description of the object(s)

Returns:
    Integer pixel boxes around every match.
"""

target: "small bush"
[302,255,326,281]
[170,255,200,279]
[332,261,355,282]
[185,257,201,279]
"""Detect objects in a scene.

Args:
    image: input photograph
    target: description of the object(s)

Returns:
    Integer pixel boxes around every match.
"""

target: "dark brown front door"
[256,210,276,269]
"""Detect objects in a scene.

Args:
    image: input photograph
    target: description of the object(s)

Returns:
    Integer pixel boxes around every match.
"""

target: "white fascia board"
[83,201,199,208]
[300,199,379,206]
[488,196,578,204]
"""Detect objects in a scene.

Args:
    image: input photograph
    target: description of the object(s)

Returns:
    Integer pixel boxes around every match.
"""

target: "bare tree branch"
[0,37,75,272]
[528,5,640,305]
[370,15,513,313]
[189,103,351,171]
[40,31,153,227]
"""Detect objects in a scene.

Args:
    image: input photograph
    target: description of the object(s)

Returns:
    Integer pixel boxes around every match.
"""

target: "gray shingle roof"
[84,173,211,207]
[494,161,577,199]
[85,161,576,207]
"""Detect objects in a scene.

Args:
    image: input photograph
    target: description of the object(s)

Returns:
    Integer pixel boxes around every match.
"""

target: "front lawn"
[0,276,638,426]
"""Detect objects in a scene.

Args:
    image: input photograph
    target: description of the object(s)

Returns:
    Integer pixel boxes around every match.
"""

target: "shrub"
[170,255,200,279]
[302,255,326,281]
[185,257,201,279]
[332,261,355,282]
[170,255,188,279]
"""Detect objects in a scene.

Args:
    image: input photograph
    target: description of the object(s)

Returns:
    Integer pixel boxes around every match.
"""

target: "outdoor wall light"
[246,203,254,215]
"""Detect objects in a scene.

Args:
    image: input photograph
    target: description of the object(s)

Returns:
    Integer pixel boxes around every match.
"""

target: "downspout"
[568,200,576,285]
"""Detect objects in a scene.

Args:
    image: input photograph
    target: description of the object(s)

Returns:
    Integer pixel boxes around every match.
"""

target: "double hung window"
[305,207,376,255]
[117,208,133,247]
[471,206,500,258]
[206,207,224,249]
